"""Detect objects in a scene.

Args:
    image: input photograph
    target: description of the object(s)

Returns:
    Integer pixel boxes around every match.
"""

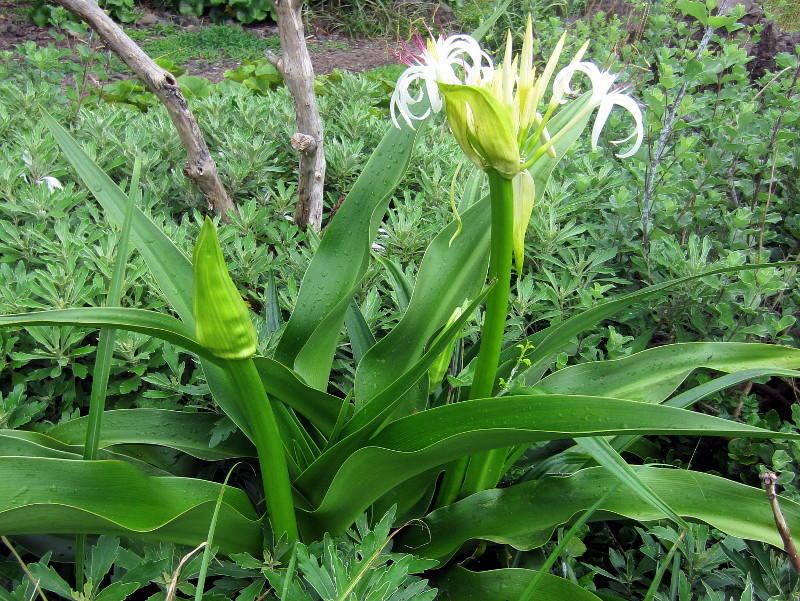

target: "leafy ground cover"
[1,0,800,599]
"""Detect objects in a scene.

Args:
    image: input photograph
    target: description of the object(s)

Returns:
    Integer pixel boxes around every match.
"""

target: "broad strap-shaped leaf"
[41,113,258,445]
[433,566,602,601]
[42,111,195,326]
[0,308,211,361]
[520,262,799,385]
[355,194,491,409]
[0,457,261,555]
[296,395,798,538]
[48,409,256,460]
[345,300,376,366]
[398,466,800,562]
[274,111,429,389]
[529,342,800,402]
[0,430,175,476]
[252,357,342,437]
[294,290,492,506]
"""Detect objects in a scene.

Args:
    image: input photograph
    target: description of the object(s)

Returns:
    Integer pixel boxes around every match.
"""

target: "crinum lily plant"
[391,19,646,501]
[2,17,800,601]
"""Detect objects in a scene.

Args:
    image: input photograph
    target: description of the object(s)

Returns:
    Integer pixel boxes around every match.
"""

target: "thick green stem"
[225,358,299,542]
[458,169,515,499]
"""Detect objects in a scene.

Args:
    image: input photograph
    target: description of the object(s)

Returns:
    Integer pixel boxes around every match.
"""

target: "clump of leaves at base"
[219,508,437,601]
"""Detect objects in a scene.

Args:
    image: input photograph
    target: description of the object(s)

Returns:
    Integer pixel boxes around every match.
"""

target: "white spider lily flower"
[390,30,494,129]
[552,61,644,158]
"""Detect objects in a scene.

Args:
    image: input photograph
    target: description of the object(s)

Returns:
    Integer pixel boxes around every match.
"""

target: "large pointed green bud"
[192,216,257,359]
[438,82,520,179]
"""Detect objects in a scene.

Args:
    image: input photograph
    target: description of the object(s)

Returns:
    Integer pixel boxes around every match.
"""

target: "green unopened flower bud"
[193,216,257,359]
[438,82,520,179]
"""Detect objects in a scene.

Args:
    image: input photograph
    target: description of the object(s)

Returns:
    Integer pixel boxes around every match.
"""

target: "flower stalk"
[193,218,298,541]
[459,169,515,497]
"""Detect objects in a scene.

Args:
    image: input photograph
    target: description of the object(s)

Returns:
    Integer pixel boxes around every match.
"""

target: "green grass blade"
[469,0,514,43]
[84,157,139,462]
[643,530,685,601]
[195,463,240,601]
[574,437,689,530]
[77,154,140,588]
[519,485,621,601]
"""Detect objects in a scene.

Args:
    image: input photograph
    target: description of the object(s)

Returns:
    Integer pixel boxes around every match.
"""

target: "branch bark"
[266,0,326,232]
[53,0,237,220]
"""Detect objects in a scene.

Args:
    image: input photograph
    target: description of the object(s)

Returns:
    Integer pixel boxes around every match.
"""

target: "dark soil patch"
[0,0,395,80]
[1,0,798,83]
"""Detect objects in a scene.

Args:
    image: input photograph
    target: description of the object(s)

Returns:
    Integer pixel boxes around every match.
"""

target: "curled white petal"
[605,93,644,158]
[390,32,494,129]
[553,60,643,158]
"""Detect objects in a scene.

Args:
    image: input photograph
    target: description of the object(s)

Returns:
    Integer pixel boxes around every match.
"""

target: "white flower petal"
[390,32,494,130]
[606,92,644,158]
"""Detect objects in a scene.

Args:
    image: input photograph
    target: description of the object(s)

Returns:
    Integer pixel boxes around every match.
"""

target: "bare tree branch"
[268,0,326,232]
[53,0,238,220]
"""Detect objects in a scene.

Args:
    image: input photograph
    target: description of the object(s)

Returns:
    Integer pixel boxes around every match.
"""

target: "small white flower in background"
[553,61,644,158]
[39,176,63,193]
[21,150,63,194]
[390,28,494,129]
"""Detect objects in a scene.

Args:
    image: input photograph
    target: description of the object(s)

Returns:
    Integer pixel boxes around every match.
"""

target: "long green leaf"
[41,112,255,446]
[372,253,413,313]
[297,395,797,537]
[48,409,256,460]
[77,154,139,587]
[520,262,799,385]
[0,430,175,476]
[0,308,213,361]
[529,342,800,402]
[355,194,491,409]
[398,467,800,562]
[0,457,260,555]
[434,566,601,601]
[345,299,376,365]
[252,356,342,437]
[574,437,688,529]
[275,111,429,388]
[294,289,493,505]
[42,110,195,325]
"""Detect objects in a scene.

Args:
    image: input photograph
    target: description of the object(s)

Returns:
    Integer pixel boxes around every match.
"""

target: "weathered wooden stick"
[760,471,800,575]
[53,0,238,220]
[266,0,326,232]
